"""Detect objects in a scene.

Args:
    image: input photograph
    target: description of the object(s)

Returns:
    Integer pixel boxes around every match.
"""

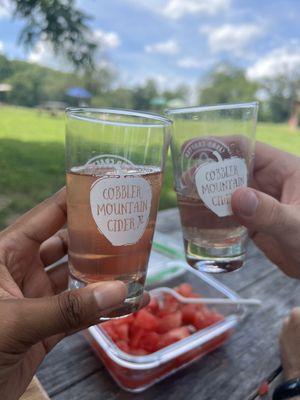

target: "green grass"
[0,105,299,228]
[256,122,300,154]
[0,106,65,227]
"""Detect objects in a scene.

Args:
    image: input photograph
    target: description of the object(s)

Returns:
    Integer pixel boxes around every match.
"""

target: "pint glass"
[65,108,171,317]
[167,102,258,273]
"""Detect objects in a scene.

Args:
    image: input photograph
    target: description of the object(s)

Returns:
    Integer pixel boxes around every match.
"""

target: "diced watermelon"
[157,310,182,333]
[139,331,160,353]
[134,309,159,331]
[116,340,130,353]
[146,297,159,313]
[131,327,146,348]
[167,326,190,340]
[130,348,149,356]
[176,283,193,297]
[101,322,119,342]
[114,323,129,341]
[158,326,190,348]
[100,283,226,356]
[181,304,198,324]
[193,309,223,330]
[157,294,179,316]
[206,311,224,325]
[193,311,210,330]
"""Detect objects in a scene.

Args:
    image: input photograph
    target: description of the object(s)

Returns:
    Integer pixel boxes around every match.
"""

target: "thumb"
[10,281,126,346]
[231,187,293,238]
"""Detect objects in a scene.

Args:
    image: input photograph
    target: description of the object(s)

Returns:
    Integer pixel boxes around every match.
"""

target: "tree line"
[0,54,299,123]
[0,54,188,111]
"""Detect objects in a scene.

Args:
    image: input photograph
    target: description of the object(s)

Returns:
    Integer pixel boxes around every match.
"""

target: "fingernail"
[93,281,127,310]
[235,189,259,217]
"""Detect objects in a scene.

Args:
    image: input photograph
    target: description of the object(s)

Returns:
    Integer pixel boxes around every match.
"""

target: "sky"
[0,0,300,90]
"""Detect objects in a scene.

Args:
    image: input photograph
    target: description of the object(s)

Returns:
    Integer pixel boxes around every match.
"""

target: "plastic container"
[85,250,246,393]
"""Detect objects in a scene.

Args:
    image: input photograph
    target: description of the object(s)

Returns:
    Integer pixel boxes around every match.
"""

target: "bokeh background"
[0,0,300,228]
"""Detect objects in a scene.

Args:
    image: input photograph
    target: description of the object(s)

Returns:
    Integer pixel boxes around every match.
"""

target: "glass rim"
[165,101,259,115]
[66,107,172,128]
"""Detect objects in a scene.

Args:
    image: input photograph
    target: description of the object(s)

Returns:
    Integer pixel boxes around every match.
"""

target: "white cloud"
[145,39,179,55]
[247,45,300,80]
[27,30,120,69]
[93,29,120,50]
[201,23,264,57]
[28,41,53,64]
[0,41,4,53]
[162,0,231,19]
[119,69,188,92]
[0,0,11,19]
[27,40,70,70]
[177,57,202,68]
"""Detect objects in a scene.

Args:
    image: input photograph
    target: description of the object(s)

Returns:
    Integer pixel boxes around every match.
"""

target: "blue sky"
[0,0,300,90]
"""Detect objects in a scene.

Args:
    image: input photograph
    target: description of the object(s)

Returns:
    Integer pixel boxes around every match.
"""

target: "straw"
[150,287,262,307]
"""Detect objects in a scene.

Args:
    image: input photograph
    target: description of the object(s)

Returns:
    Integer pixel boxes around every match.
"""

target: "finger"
[254,142,300,172]
[231,187,299,239]
[99,290,150,319]
[42,290,150,352]
[40,230,68,267]
[43,333,66,354]
[289,308,300,327]
[283,316,290,327]
[47,262,69,294]
[253,143,300,198]
[10,281,127,347]
[69,291,151,333]
[253,142,282,172]
[3,188,66,246]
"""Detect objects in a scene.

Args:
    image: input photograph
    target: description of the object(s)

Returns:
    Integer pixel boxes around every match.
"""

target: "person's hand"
[280,308,300,380]
[0,189,131,400]
[231,142,300,278]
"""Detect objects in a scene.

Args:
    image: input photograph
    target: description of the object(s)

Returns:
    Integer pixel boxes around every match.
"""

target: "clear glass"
[85,253,245,392]
[65,108,171,317]
[166,102,258,273]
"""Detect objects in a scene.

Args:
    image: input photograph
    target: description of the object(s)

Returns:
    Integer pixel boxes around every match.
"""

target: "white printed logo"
[195,152,247,217]
[90,175,152,246]
[85,154,134,168]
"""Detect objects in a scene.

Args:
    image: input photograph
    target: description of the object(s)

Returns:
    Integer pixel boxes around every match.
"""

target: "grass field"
[0,105,300,228]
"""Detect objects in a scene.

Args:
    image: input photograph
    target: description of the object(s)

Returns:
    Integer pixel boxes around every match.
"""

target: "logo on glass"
[85,154,134,168]
[182,137,247,217]
[182,137,232,164]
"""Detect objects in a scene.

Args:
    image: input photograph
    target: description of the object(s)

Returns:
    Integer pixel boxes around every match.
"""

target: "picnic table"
[37,208,300,400]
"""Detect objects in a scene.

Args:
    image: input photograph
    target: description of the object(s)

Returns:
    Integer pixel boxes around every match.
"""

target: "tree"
[81,66,116,96]
[0,53,115,106]
[8,0,97,68]
[8,67,46,106]
[132,80,159,110]
[91,88,134,109]
[0,55,13,81]
[199,64,258,105]
[162,84,189,103]
[260,75,300,122]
